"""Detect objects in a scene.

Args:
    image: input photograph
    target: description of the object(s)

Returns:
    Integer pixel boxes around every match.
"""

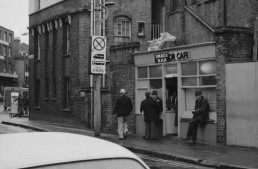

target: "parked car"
[0,132,149,169]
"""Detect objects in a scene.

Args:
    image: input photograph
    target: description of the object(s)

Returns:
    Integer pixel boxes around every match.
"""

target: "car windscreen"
[29,158,148,169]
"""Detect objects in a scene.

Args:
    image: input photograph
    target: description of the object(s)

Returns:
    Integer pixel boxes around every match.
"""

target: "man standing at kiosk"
[152,90,163,139]
[140,91,157,140]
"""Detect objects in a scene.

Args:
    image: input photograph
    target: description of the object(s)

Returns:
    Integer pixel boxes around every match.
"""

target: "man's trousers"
[145,121,156,139]
[118,116,128,139]
[187,118,201,141]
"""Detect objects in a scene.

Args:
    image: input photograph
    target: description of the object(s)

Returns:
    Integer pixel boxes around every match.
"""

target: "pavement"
[1,103,258,169]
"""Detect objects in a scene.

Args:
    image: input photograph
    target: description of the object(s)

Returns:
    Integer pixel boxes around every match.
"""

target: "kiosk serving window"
[181,60,216,87]
[136,65,163,114]
[180,59,217,121]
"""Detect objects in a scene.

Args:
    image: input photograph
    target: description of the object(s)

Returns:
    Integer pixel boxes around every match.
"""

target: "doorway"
[165,77,178,134]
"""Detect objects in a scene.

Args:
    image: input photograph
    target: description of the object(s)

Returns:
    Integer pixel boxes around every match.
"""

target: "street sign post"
[91,35,106,137]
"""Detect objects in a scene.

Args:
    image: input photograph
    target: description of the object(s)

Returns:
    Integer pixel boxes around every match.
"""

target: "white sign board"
[91,36,106,74]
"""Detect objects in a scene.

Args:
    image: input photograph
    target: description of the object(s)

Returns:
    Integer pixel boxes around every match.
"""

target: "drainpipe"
[221,0,227,26]
[90,0,94,129]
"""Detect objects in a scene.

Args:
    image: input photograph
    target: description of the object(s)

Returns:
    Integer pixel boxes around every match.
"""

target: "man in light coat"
[113,89,133,140]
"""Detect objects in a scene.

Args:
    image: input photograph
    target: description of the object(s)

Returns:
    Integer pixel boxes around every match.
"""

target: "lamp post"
[91,0,114,137]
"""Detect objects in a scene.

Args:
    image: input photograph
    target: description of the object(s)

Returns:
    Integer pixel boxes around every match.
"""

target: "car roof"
[0,132,148,169]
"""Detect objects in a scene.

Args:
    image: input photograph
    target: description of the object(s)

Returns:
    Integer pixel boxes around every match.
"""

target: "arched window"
[114,16,131,44]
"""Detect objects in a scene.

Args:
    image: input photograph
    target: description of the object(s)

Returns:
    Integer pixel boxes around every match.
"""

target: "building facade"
[0,26,18,96]
[29,0,258,147]
[134,0,258,147]
[13,38,29,88]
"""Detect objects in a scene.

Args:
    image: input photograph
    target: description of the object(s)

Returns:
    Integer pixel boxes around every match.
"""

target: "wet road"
[137,153,214,169]
[0,123,34,134]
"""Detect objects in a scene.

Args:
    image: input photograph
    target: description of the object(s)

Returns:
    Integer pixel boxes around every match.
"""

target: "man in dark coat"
[113,89,133,140]
[151,90,163,119]
[151,90,163,138]
[183,90,210,145]
[140,91,158,140]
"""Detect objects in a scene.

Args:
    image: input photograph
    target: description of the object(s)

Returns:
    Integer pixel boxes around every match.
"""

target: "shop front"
[134,42,217,142]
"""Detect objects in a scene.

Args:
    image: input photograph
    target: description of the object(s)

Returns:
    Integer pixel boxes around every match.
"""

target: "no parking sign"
[91,36,106,74]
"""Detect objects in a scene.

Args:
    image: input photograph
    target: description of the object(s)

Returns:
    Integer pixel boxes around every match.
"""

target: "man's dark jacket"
[140,96,157,122]
[193,96,210,122]
[113,94,133,117]
[154,96,163,118]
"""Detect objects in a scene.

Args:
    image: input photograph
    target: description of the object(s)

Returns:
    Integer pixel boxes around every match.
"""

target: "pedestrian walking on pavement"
[13,94,24,117]
[113,89,133,140]
[140,91,158,140]
[23,94,29,116]
[183,90,210,145]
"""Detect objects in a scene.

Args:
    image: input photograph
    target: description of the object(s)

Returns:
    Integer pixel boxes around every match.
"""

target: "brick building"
[0,26,18,96]
[28,0,258,146]
[28,0,155,131]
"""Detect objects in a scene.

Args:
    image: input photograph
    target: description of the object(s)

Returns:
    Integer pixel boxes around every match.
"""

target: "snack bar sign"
[91,36,106,74]
[154,51,190,63]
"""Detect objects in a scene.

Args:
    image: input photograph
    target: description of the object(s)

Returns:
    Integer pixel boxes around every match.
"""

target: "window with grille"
[114,17,131,43]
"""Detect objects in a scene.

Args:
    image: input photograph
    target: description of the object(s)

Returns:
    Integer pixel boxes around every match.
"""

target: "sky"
[0,0,29,44]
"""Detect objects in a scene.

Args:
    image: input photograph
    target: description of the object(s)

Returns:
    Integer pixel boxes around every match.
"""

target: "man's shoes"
[182,137,190,141]
[118,138,124,140]
[123,132,127,139]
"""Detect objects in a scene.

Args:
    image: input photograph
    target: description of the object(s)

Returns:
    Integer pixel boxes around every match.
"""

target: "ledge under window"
[51,98,57,101]
[34,107,41,110]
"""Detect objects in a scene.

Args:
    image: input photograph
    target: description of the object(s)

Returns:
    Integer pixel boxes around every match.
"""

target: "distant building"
[13,38,29,88]
[0,26,18,95]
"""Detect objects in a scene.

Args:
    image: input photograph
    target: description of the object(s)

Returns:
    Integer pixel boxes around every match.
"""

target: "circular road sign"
[93,37,106,51]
